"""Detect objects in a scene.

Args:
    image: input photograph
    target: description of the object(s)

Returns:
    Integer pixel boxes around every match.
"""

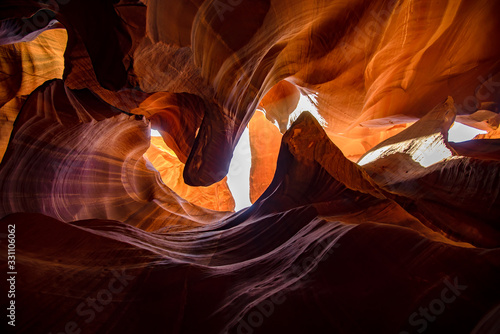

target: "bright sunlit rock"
[287,92,327,129]
[410,134,453,168]
[358,133,453,168]
[150,127,251,211]
[151,120,486,208]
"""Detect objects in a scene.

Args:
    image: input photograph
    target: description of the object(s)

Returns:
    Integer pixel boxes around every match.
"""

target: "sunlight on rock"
[3,2,500,332]
[358,133,453,168]
[410,134,453,168]
[287,92,327,130]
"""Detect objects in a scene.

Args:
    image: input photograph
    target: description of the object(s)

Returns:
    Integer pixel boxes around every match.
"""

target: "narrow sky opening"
[358,122,490,167]
[227,127,252,211]
[448,122,487,142]
[150,127,252,211]
[287,92,327,129]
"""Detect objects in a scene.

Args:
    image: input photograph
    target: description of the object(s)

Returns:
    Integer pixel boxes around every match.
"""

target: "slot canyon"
[0,0,500,333]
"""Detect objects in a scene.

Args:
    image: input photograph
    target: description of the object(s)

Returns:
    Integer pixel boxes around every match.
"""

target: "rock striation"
[0,1,500,333]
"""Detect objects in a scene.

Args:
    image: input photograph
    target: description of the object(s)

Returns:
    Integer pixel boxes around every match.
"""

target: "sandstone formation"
[0,1,499,333]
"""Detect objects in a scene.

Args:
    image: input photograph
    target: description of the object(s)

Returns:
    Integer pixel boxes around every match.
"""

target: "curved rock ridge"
[4,0,499,185]
[243,111,478,247]
[449,139,500,161]
[359,97,500,247]
[1,92,499,333]
[0,80,228,231]
[0,1,500,333]
[258,80,301,134]
[145,136,235,212]
[0,0,146,90]
[133,92,206,164]
[4,210,500,334]
[0,28,67,161]
[182,0,500,183]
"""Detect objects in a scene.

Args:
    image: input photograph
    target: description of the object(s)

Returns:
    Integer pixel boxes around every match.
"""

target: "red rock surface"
[0,1,500,333]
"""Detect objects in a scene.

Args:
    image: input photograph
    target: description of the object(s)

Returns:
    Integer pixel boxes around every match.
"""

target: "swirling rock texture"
[1,1,500,334]
[144,136,235,211]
